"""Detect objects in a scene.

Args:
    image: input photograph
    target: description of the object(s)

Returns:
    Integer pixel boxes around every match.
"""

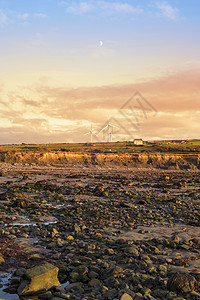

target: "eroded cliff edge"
[0,151,199,169]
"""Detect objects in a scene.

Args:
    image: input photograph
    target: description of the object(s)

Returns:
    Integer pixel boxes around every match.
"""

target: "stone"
[70,265,88,283]
[167,294,179,300]
[101,286,109,292]
[125,246,139,257]
[154,289,168,298]
[53,291,71,299]
[28,253,42,260]
[140,255,151,261]
[134,293,144,300]
[171,298,186,300]
[190,291,200,299]
[0,256,5,264]
[85,243,96,251]
[88,271,98,278]
[66,235,74,240]
[112,266,124,277]
[38,291,53,299]
[144,295,157,300]
[52,228,59,237]
[104,248,115,255]
[158,265,167,273]
[3,285,18,294]
[120,293,133,300]
[17,262,60,296]
[64,282,83,292]
[53,297,71,300]
[104,288,118,299]
[171,235,180,243]
[9,234,17,239]
[141,287,151,294]
[15,268,26,277]
[51,286,65,293]
[88,279,101,287]
[11,277,21,284]
[12,197,29,208]
[21,233,29,238]
[167,273,197,293]
[153,247,160,254]
[74,224,81,233]
[147,265,157,273]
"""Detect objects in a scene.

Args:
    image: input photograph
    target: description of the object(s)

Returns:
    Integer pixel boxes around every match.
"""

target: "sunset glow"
[0,0,199,143]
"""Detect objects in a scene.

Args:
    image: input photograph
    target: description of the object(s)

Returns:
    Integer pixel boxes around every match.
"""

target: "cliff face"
[0,151,199,169]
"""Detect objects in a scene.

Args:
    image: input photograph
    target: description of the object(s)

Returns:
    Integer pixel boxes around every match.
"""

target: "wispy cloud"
[60,1,181,20]
[35,13,48,18]
[1,69,199,142]
[66,2,94,14]
[0,10,8,26]
[18,13,29,20]
[60,1,143,15]
[155,1,179,20]
[98,1,143,14]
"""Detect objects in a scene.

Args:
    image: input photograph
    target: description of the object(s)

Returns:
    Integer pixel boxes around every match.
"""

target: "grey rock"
[38,291,53,299]
[134,293,144,300]
[88,278,101,287]
[126,247,139,257]
[64,282,83,292]
[88,271,98,278]
[167,273,197,293]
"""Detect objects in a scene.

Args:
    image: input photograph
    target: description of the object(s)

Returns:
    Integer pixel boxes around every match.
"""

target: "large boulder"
[17,262,60,296]
[167,273,197,293]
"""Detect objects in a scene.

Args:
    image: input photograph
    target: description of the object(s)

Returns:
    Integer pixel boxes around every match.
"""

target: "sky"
[0,0,199,144]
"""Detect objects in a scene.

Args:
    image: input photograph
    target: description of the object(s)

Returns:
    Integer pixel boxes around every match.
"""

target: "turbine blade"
[98,125,108,134]
[109,123,119,129]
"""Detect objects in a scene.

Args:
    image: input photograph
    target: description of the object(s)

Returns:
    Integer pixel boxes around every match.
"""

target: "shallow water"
[45,203,65,209]
[0,272,69,300]
[0,272,19,300]
[4,214,58,228]
[12,220,58,227]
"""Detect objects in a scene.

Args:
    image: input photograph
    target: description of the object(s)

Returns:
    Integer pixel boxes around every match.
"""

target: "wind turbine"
[100,121,118,143]
[85,124,95,143]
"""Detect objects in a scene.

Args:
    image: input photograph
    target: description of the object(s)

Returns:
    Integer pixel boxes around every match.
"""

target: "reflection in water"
[0,273,19,300]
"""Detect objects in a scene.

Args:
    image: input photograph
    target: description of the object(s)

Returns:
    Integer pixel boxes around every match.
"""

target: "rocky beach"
[1,0,200,297]
[0,161,200,300]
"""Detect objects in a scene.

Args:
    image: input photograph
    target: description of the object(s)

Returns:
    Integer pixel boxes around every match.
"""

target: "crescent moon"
[100,40,103,46]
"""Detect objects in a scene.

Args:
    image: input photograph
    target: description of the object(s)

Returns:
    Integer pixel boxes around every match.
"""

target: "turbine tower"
[85,124,95,143]
[101,122,117,143]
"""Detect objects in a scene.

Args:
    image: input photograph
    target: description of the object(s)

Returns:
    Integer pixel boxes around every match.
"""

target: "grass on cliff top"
[0,140,199,154]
